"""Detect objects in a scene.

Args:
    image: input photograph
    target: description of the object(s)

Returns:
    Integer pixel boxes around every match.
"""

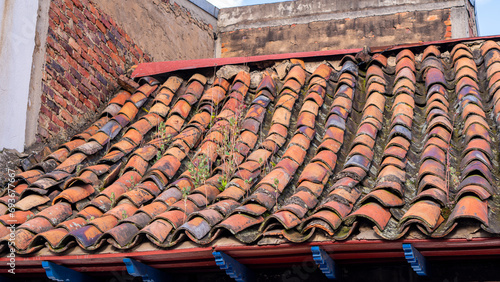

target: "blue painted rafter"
[403,243,427,276]
[42,261,90,282]
[311,246,336,279]
[0,275,14,282]
[123,258,170,282]
[212,251,253,282]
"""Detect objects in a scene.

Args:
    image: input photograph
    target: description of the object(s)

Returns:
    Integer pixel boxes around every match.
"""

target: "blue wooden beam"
[311,246,336,279]
[123,258,170,282]
[212,251,254,282]
[0,276,14,282]
[42,261,90,282]
[403,243,427,276]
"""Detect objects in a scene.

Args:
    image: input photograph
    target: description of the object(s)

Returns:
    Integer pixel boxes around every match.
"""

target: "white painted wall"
[0,0,39,151]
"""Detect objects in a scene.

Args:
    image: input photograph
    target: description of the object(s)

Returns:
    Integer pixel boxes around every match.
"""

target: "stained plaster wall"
[217,0,478,57]
[94,0,218,61]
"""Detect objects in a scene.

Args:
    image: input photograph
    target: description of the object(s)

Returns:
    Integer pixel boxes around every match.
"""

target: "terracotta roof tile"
[5,40,500,256]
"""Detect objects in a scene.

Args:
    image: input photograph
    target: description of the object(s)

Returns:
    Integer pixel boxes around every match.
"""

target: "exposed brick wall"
[445,14,452,39]
[38,0,151,143]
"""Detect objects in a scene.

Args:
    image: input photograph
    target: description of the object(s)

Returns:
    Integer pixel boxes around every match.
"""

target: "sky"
[207,0,500,36]
[475,0,500,36]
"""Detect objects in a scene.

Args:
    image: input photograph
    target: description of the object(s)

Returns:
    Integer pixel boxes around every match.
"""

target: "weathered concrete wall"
[221,9,451,57]
[465,0,478,37]
[26,0,50,151]
[94,0,217,61]
[0,0,39,151]
[218,0,476,57]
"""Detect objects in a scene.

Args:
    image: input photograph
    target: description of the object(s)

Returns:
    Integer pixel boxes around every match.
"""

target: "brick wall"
[38,0,151,142]
[445,14,452,39]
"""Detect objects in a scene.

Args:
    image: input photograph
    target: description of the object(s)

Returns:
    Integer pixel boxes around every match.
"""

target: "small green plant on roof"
[76,164,83,175]
[244,177,253,185]
[155,121,172,162]
[218,177,228,192]
[181,186,192,222]
[181,186,190,201]
[97,180,105,192]
[273,178,280,210]
[122,210,128,219]
[128,175,137,191]
[216,105,245,192]
[209,112,216,129]
[187,154,210,188]
[110,192,116,206]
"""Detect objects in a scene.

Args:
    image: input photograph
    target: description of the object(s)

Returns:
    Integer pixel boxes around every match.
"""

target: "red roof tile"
[2,39,500,264]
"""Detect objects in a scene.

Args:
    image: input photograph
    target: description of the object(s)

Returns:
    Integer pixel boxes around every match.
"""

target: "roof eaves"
[2,237,500,274]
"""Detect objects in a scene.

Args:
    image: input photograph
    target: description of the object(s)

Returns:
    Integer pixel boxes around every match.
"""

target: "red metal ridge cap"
[131,48,362,78]
[132,34,500,79]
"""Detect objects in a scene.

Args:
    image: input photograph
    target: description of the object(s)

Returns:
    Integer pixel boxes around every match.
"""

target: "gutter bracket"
[311,246,336,279]
[403,243,427,276]
[212,251,253,282]
[42,261,90,282]
[123,258,171,282]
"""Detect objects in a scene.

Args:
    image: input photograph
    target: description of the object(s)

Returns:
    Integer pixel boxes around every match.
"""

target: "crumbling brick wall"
[38,0,151,142]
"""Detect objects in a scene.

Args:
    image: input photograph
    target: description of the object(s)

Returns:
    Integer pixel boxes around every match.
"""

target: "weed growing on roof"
[128,175,137,191]
[218,177,228,192]
[244,177,253,185]
[187,154,210,188]
[181,186,191,221]
[273,178,279,189]
[75,164,83,175]
[122,210,128,219]
[209,113,216,129]
[128,184,135,191]
[181,187,190,199]
[110,192,116,206]
[155,121,172,162]
[215,105,246,192]
[273,178,280,210]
